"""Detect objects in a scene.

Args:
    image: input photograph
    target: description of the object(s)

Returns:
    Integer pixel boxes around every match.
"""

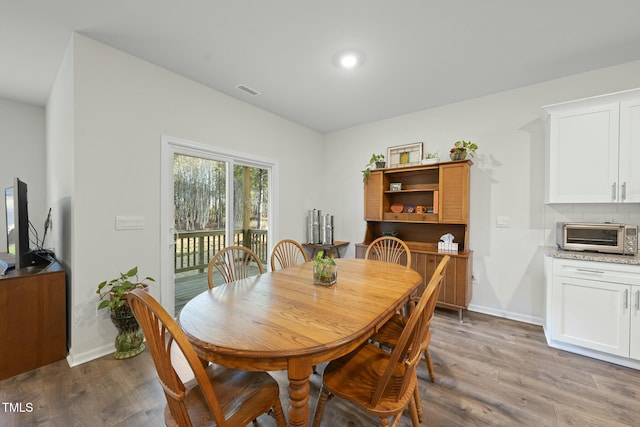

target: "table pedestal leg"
[287,358,313,427]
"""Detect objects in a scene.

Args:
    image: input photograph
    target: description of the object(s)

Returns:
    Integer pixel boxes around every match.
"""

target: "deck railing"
[174,229,268,273]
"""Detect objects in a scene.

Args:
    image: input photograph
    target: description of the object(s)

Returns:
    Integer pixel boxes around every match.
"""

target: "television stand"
[0,258,67,379]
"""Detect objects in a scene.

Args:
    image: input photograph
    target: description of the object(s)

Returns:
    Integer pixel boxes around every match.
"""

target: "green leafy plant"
[97,266,155,312]
[313,250,337,285]
[450,140,478,158]
[423,151,439,159]
[363,153,386,181]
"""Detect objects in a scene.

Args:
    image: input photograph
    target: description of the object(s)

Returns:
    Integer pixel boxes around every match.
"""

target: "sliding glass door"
[161,136,275,316]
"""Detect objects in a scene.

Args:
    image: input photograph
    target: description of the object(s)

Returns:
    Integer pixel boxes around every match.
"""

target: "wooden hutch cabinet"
[356,160,473,320]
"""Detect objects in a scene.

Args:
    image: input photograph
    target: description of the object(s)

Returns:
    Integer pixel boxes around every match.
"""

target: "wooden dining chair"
[311,272,444,427]
[371,255,450,385]
[270,239,309,271]
[207,245,265,289]
[365,236,413,328]
[125,288,286,427]
[365,236,412,267]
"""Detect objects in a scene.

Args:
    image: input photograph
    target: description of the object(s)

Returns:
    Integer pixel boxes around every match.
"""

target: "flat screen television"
[5,177,31,269]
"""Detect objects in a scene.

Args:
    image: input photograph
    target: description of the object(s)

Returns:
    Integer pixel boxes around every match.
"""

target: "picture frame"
[387,142,423,168]
[390,183,402,191]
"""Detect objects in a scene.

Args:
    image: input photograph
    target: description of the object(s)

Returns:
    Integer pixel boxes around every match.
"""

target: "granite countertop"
[545,246,640,265]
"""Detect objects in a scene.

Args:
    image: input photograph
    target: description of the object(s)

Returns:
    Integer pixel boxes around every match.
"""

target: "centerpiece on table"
[313,250,337,286]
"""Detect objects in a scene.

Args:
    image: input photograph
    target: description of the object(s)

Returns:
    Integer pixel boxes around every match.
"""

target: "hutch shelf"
[355,160,473,321]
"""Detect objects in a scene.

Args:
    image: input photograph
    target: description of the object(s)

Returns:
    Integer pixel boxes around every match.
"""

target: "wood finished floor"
[1,309,639,426]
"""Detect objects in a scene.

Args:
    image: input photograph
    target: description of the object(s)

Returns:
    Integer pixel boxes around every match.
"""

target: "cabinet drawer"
[382,212,439,222]
[553,258,640,285]
[383,213,408,221]
[408,213,438,222]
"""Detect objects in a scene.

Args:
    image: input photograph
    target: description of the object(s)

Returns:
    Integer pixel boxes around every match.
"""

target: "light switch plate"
[115,215,145,230]
[496,216,511,228]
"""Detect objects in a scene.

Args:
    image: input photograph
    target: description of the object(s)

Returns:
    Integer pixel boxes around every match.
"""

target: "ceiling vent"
[236,84,261,96]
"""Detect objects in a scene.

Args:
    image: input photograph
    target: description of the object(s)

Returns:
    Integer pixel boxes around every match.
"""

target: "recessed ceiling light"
[340,53,359,69]
[336,51,363,70]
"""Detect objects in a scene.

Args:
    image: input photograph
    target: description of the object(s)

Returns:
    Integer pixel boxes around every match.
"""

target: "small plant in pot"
[422,151,440,164]
[449,140,478,161]
[362,153,386,181]
[97,266,155,359]
[312,250,337,286]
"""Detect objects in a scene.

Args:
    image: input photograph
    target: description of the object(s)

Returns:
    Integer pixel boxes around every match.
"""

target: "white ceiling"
[3,1,640,133]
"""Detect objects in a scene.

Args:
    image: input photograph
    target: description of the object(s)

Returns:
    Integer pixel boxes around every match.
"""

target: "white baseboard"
[467,303,543,326]
[66,344,114,367]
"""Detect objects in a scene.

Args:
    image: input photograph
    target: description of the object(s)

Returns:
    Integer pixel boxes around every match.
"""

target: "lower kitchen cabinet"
[632,288,640,360]
[546,256,640,367]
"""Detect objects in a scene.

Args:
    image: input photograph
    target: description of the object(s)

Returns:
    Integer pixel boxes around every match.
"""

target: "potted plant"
[422,151,440,165]
[449,140,478,161]
[362,153,386,181]
[312,250,337,286]
[97,266,155,359]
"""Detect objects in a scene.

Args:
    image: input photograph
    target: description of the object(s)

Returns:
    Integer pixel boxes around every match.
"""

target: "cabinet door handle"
[636,289,640,311]
[612,182,617,201]
[624,289,629,309]
[622,182,627,201]
[575,268,605,275]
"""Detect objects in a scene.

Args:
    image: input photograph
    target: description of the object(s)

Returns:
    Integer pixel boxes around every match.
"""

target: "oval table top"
[179,258,422,362]
[178,257,422,426]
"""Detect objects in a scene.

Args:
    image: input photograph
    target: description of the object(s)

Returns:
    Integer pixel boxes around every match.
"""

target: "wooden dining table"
[178,257,422,427]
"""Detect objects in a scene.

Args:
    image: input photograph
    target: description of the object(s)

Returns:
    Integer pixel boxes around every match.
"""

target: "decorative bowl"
[390,203,404,213]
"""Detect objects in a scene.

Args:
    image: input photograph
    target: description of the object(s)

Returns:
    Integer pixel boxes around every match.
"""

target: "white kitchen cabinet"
[547,257,640,365]
[551,273,630,356]
[544,88,640,203]
[619,97,640,203]
[631,287,640,360]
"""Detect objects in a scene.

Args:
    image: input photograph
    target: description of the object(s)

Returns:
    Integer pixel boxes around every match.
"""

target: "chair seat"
[166,364,281,427]
[373,313,433,348]
[372,313,434,383]
[371,313,407,349]
[321,343,416,417]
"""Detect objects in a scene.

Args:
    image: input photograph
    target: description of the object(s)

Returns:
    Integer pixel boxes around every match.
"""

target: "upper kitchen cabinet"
[619,97,640,202]
[543,88,640,204]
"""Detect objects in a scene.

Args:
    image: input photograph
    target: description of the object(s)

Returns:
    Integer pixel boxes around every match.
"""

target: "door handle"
[635,289,640,311]
[169,227,178,248]
[622,182,627,201]
[612,182,617,201]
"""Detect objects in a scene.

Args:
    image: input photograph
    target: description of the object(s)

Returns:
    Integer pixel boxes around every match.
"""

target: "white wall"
[0,97,47,253]
[16,33,640,364]
[46,36,74,270]
[323,60,640,325]
[63,35,324,364]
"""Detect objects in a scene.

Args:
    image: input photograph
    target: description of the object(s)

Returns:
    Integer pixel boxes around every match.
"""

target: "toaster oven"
[556,222,638,255]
